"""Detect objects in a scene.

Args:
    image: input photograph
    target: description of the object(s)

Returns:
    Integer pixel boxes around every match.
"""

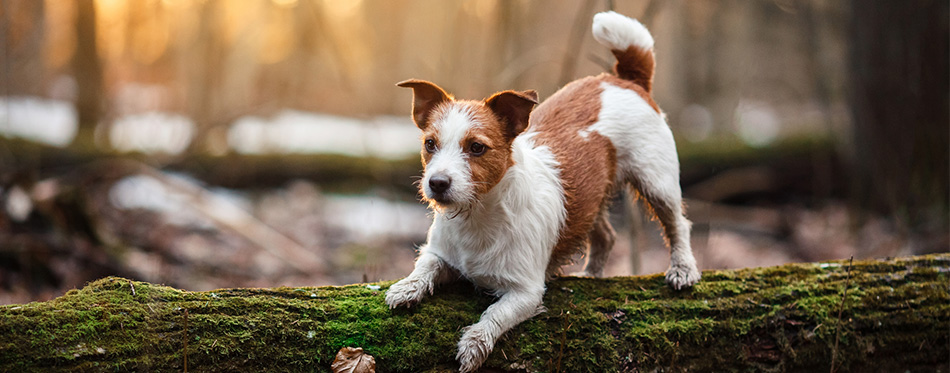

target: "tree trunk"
[848,0,950,230]
[0,0,46,97]
[1,254,947,372]
[72,0,104,150]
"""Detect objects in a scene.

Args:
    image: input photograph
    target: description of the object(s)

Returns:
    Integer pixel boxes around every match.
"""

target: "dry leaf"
[331,347,376,373]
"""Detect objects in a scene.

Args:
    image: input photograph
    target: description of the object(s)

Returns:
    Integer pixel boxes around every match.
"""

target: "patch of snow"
[227,110,419,159]
[0,96,77,146]
[322,195,429,241]
[109,112,194,154]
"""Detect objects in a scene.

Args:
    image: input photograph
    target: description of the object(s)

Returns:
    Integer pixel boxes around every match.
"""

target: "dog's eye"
[424,139,437,153]
[469,142,487,156]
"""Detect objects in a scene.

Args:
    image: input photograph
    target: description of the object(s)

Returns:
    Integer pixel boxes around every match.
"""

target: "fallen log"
[1,254,947,372]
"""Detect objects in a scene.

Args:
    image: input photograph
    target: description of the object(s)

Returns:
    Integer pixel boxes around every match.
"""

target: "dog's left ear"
[486,90,539,139]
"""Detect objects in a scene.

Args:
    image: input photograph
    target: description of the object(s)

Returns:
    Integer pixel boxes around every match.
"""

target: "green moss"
[1,254,948,372]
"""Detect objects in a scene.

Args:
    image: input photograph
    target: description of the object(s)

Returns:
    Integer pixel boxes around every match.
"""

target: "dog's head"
[397,79,538,211]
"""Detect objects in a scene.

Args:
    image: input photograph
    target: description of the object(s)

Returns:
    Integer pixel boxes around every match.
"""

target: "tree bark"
[72,0,104,150]
[1,254,947,372]
[848,0,950,230]
[0,0,46,97]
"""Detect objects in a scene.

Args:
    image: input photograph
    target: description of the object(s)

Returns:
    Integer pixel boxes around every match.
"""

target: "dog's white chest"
[436,221,529,290]
[425,135,567,291]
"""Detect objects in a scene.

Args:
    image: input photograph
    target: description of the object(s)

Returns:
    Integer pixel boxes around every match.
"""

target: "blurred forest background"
[0,0,947,304]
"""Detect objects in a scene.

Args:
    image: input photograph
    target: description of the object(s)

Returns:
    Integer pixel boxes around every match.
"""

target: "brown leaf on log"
[332,347,376,373]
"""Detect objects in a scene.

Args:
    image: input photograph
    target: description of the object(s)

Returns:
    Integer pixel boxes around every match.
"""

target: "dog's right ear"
[397,79,452,130]
[486,89,538,140]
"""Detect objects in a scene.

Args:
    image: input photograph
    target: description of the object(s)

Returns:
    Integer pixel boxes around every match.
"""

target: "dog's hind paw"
[456,325,493,373]
[385,277,430,309]
[665,262,701,290]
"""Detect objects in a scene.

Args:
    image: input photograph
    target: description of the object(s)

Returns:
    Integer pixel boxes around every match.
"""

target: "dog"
[386,11,700,372]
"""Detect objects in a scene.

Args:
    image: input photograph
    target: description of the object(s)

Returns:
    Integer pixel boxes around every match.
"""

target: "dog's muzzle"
[427,174,453,204]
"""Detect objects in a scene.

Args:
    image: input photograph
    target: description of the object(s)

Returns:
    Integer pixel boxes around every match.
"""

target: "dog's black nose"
[429,176,451,194]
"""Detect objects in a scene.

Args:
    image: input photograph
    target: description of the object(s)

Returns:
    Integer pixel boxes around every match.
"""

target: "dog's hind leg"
[580,207,616,277]
[626,160,700,290]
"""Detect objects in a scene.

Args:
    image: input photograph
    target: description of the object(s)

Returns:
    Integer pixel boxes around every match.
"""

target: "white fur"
[588,82,678,188]
[387,132,566,372]
[428,132,565,289]
[592,11,654,51]
[421,104,477,207]
[585,81,700,289]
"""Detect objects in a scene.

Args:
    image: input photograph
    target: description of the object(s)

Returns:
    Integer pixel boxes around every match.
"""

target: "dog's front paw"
[665,261,701,290]
[385,278,430,309]
[456,325,493,373]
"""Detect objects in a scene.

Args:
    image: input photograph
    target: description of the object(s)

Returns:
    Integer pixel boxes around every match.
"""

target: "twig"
[830,256,853,373]
[558,0,598,86]
[670,341,679,371]
[128,280,135,296]
[183,308,189,373]
[555,311,571,373]
[640,0,661,26]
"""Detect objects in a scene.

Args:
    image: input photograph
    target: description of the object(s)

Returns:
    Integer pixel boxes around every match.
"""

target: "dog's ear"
[486,90,539,139]
[397,79,452,130]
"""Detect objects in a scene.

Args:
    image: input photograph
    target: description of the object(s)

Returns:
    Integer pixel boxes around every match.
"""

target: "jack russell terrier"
[386,11,700,372]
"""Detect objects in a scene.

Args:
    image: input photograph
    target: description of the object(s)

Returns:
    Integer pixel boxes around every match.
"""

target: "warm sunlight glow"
[322,0,363,19]
[160,0,192,8]
[258,7,296,64]
[221,2,259,46]
[318,0,370,77]
[43,0,76,69]
[463,0,498,20]
[271,0,299,9]
[94,0,127,60]
[130,10,169,64]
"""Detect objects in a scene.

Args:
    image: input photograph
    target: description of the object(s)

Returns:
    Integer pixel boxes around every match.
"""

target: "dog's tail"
[592,11,655,92]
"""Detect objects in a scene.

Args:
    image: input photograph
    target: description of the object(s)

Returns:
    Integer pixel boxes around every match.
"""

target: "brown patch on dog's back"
[530,77,618,274]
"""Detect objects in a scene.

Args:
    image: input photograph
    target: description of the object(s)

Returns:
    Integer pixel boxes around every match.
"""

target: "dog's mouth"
[427,192,456,207]
[420,173,475,213]
[428,198,472,220]
[424,191,474,217]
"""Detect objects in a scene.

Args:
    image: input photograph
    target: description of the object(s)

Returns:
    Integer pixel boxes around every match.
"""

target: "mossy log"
[1,254,948,372]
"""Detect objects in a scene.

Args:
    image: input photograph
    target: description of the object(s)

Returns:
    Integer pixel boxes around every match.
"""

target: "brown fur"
[530,77,617,275]
[459,102,517,198]
[611,46,656,93]
[584,207,617,276]
[530,73,659,275]
[397,79,453,130]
